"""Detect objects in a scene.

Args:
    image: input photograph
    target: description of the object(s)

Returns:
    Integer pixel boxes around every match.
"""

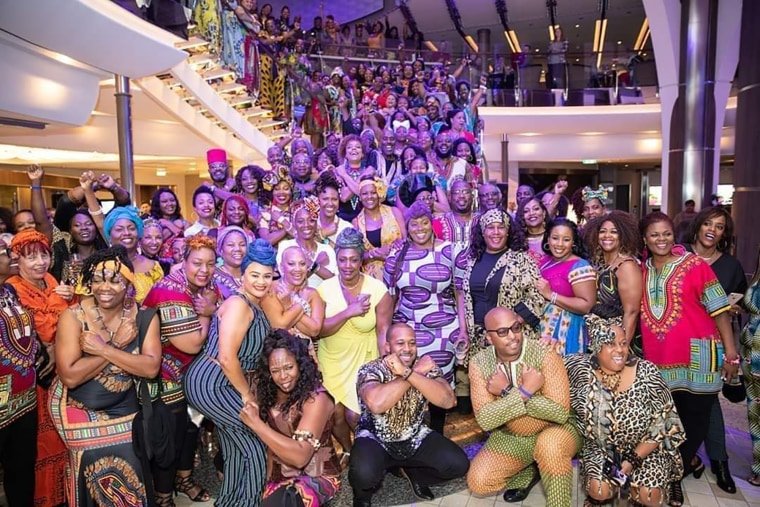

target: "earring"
[124,285,136,309]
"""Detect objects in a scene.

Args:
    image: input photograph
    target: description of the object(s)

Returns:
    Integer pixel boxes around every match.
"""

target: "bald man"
[467,307,579,506]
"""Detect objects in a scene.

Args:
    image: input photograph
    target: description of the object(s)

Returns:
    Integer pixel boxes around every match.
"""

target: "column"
[114,74,135,204]
[732,0,760,274]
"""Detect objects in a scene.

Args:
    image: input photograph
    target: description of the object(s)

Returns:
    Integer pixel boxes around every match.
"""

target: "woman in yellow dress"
[316,228,392,462]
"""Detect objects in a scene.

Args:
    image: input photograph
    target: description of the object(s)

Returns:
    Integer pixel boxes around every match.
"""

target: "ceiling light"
[464,35,479,53]
[575,24,580,28]
[424,40,439,52]
[156,168,167,177]
[548,24,559,41]
[617,40,622,45]
[634,18,650,52]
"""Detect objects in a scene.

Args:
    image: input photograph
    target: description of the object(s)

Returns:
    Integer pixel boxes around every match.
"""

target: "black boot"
[710,460,737,493]
[352,496,371,507]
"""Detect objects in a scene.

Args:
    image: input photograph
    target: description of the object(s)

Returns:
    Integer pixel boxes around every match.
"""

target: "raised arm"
[27,165,53,241]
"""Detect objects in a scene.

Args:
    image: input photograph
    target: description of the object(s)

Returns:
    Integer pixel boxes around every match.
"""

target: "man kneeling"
[349,323,470,507]
[467,307,579,506]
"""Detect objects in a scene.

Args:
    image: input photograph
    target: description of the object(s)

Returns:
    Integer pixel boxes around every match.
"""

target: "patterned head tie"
[584,313,623,354]
[262,165,293,192]
[334,227,366,255]
[478,208,510,231]
[359,176,388,202]
[10,229,50,255]
[76,256,135,296]
[291,195,320,221]
[581,186,608,204]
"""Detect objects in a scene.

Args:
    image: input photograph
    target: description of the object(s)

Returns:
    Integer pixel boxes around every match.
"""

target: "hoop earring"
[124,285,136,309]
[542,242,550,251]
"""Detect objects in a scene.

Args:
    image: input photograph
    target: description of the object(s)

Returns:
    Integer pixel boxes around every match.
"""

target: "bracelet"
[622,450,644,470]
[550,292,558,305]
[518,386,533,399]
[30,185,42,190]
[722,354,741,366]
[89,207,104,216]
[402,367,413,380]
[500,386,513,397]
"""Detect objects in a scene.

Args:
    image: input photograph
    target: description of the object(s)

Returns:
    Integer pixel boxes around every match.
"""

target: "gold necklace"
[340,275,362,292]
[597,368,621,392]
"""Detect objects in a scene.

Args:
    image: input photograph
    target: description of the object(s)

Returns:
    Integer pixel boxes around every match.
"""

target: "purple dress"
[384,242,460,385]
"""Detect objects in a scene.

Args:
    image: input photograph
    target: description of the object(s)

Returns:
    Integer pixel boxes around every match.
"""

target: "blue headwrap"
[241,238,277,271]
[104,206,144,240]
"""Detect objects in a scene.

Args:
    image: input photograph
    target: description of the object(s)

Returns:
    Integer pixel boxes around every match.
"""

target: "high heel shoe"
[710,460,736,493]
[668,480,684,507]
[690,456,705,479]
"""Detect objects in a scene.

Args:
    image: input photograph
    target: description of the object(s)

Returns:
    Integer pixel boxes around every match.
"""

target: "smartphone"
[728,293,744,306]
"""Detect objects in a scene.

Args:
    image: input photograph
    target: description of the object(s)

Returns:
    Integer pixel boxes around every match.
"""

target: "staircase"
[137,33,290,161]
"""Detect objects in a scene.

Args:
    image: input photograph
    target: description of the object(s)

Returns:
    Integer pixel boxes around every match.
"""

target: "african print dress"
[185,294,269,507]
[538,255,596,355]
[49,307,147,506]
[384,242,460,385]
[565,355,685,497]
[355,205,402,280]
[640,251,730,393]
[741,280,760,476]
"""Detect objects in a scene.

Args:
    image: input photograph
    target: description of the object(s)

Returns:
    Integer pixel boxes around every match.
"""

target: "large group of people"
[0,145,757,507]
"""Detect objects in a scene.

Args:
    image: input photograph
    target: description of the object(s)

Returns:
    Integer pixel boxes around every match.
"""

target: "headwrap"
[291,195,320,221]
[358,176,388,201]
[261,165,293,191]
[478,208,510,231]
[335,227,365,255]
[220,195,251,227]
[241,238,277,271]
[216,226,250,256]
[10,229,50,255]
[77,258,135,296]
[404,200,433,223]
[330,66,344,78]
[104,206,144,240]
[398,173,434,207]
[584,314,623,354]
[392,119,411,131]
[582,186,608,204]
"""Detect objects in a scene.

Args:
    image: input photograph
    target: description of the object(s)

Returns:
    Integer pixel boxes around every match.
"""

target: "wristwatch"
[402,367,413,380]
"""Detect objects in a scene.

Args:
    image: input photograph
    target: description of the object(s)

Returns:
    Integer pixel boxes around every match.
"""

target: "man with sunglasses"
[466,307,579,506]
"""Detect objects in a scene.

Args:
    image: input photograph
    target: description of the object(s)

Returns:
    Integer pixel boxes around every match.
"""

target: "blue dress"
[185,295,270,507]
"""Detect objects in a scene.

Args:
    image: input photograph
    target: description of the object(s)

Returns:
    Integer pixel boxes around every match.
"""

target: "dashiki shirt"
[142,269,220,405]
[432,212,473,259]
[641,251,730,393]
[0,284,37,429]
[355,358,443,459]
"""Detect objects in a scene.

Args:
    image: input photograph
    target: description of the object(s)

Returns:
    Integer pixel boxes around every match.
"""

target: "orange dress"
[6,273,69,507]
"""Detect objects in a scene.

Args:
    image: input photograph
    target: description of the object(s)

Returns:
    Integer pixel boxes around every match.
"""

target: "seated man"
[349,323,470,507]
[467,307,579,506]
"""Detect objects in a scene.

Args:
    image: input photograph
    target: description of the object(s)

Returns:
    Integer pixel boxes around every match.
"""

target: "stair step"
[176,36,209,51]
[188,53,215,67]
[252,118,287,129]
[227,95,254,107]
[202,67,236,81]
[268,131,290,140]
[214,81,247,94]
[239,107,270,118]
[162,78,181,89]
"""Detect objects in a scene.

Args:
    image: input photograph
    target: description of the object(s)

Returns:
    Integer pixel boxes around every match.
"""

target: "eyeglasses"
[0,247,10,258]
[451,189,472,196]
[486,322,524,337]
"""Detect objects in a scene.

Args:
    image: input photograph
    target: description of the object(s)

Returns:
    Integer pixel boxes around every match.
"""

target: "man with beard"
[467,307,578,506]
[349,323,469,506]
[429,129,471,188]
[375,128,401,188]
[205,149,235,206]
[479,182,503,212]
[432,177,474,256]
[290,152,316,200]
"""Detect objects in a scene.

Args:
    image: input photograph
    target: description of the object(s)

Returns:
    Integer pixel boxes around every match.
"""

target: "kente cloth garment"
[741,280,760,476]
[263,387,341,507]
[355,205,402,280]
[49,304,146,506]
[355,357,443,460]
[454,248,546,360]
[466,341,580,506]
[132,261,165,305]
[185,294,269,507]
[0,284,38,430]
[6,273,68,507]
[538,255,597,355]
[142,268,220,405]
[565,354,685,500]
[316,276,387,414]
[640,251,730,393]
[384,242,460,385]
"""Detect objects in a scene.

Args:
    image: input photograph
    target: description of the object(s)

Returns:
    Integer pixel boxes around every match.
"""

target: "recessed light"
[575,24,580,28]
[535,48,540,52]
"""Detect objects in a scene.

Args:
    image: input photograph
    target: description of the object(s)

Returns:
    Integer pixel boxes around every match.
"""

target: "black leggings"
[671,391,717,475]
[0,410,37,506]
[151,399,200,494]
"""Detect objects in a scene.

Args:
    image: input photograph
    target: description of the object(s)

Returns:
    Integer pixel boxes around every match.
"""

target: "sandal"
[174,474,211,502]
[668,481,684,507]
[339,451,351,470]
[155,492,176,507]
[749,474,760,487]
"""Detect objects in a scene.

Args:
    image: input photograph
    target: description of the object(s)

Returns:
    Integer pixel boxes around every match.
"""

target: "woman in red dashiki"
[639,212,739,504]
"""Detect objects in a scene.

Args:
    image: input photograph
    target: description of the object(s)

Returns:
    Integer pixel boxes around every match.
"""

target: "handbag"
[132,307,176,469]
[722,375,747,403]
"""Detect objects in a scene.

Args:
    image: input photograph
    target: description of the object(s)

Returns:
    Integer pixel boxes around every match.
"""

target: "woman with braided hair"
[565,314,685,506]
[241,329,341,507]
[52,246,162,506]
